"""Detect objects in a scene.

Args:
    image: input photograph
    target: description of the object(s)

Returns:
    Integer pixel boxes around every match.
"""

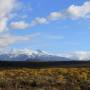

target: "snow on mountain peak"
[0,49,70,61]
[0,49,90,61]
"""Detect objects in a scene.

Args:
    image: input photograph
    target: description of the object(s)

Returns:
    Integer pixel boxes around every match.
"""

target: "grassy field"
[0,67,90,90]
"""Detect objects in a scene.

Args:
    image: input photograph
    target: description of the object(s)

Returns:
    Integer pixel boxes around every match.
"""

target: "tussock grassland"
[0,68,90,90]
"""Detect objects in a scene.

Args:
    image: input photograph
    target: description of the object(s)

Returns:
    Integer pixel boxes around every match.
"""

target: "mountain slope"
[0,49,90,61]
[0,49,71,61]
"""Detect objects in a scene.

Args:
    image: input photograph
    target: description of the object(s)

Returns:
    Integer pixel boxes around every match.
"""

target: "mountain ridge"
[0,49,70,61]
[0,49,90,61]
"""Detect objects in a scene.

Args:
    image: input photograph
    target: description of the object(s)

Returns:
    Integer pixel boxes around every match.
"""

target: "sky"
[0,0,90,53]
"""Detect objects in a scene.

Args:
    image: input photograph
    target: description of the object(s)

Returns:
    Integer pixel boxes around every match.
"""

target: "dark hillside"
[0,61,90,68]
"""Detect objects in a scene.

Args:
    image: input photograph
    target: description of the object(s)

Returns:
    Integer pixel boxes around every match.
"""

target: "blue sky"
[0,0,90,53]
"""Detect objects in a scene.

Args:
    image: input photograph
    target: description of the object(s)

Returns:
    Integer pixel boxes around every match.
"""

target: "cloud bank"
[0,0,40,49]
[10,1,90,30]
[67,1,90,19]
[59,51,90,60]
[0,0,90,50]
[0,0,18,32]
[1,1,90,30]
[0,33,40,48]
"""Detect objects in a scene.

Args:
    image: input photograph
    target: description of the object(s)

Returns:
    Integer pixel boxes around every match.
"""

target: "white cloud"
[59,51,90,60]
[31,17,48,26]
[10,21,30,29]
[9,1,90,30]
[0,0,17,32]
[0,0,16,18]
[0,33,29,47]
[10,17,48,29]
[67,1,90,19]
[0,33,40,48]
[48,12,63,21]
[0,18,8,32]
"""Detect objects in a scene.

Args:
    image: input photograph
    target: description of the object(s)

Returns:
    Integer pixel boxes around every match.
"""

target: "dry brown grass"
[0,68,89,90]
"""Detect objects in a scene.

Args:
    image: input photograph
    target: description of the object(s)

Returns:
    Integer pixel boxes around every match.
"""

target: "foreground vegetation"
[0,68,90,90]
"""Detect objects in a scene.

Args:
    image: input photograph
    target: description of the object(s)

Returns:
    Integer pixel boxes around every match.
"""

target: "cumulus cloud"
[0,33,40,48]
[0,0,16,18]
[10,17,48,29]
[0,0,18,32]
[31,17,48,26]
[48,12,63,21]
[10,1,90,30]
[10,21,30,29]
[67,1,90,19]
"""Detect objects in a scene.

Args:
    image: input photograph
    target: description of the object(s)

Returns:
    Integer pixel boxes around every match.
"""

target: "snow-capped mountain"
[0,49,71,61]
[0,49,90,61]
